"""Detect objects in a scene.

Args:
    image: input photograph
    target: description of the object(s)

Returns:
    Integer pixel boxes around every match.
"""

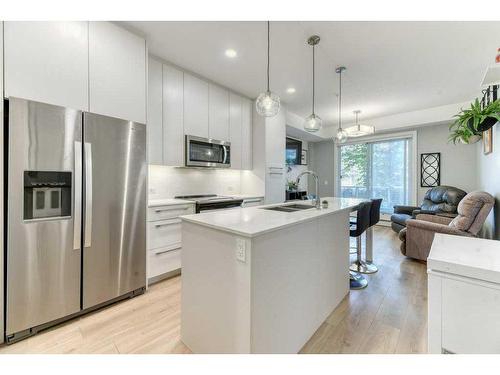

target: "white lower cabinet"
[147,203,195,282]
[428,234,500,354]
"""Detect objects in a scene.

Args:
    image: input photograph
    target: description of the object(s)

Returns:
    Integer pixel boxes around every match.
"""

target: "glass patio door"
[339,137,412,215]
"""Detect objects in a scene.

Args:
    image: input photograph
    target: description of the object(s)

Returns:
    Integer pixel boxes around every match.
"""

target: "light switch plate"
[236,238,246,262]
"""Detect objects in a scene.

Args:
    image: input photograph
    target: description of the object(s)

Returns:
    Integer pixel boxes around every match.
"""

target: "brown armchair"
[399,191,495,261]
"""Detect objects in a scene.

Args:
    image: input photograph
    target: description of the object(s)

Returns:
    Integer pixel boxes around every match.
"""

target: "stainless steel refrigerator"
[5,97,146,343]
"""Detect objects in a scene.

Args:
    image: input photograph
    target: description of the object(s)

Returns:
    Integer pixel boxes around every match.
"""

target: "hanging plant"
[449,98,500,144]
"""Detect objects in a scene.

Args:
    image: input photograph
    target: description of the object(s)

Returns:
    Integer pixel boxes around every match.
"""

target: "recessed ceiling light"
[225,49,237,58]
[286,87,296,94]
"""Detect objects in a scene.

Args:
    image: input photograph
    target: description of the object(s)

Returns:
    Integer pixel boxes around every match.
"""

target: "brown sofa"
[399,191,495,261]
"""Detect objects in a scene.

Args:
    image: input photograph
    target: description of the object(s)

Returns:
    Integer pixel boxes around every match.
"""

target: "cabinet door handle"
[154,245,181,255]
[268,166,284,170]
[155,219,182,228]
[154,207,189,213]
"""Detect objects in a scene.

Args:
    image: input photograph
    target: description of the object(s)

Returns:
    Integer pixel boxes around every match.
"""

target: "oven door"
[185,135,231,168]
[198,200,243,213]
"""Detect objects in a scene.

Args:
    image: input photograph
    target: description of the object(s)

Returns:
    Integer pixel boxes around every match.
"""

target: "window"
[337,134,416,215]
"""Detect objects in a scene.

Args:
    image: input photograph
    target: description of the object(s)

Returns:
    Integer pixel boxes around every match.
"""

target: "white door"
[229,93,242,170]
[163,65,185,166]
[209,84,229,141]
[89,22,146,123]
[183,73,209,138]
[4,21,89,110]
[147,57,163,164]
[241,98,253,170]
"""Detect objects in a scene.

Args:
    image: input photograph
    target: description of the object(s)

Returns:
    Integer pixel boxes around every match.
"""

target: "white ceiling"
[123,21,500,128]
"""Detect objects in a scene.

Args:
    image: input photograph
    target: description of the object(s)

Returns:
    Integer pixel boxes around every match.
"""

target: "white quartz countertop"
[180,197,367,238]
[428,234,500,284]
[148,198,196,207]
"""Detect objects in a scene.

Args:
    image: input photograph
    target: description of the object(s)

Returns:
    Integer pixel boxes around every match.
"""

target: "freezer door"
[82,113,146,309]
[6,98,82,336]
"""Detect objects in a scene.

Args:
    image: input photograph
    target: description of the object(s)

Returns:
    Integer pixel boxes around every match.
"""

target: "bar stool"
[364,198,382,271]
[350,199,380,274]
[349,201,372,290]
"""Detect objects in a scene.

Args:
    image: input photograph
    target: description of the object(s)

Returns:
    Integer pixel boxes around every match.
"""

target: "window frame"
[334,130,418,219]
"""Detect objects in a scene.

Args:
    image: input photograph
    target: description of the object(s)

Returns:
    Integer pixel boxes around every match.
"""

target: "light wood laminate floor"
[0,226,427,354]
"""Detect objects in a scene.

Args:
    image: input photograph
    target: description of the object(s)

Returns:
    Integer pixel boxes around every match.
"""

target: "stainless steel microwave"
[185,135,231,168]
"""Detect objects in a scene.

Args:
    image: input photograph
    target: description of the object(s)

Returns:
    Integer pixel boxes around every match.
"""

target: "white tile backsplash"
[148,165,244,199]
[286,164,309,191]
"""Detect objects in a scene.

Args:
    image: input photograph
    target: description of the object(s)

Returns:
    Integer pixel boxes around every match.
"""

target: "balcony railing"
[340,185,407,214]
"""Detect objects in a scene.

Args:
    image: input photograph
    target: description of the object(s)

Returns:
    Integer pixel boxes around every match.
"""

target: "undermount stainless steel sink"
[261,203,316,212]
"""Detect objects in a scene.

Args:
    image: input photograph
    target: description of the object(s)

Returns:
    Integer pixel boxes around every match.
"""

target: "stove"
[174,194,244,213]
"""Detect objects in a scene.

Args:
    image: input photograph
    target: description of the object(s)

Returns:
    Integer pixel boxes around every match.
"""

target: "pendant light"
[303,35,322,132]
[334,66,348,143]
[256,21,280,117]
[345,110,375,137]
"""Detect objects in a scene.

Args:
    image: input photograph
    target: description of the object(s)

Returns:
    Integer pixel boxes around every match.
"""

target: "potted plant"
[449,98,500,144]
[448,121,481,144]
[286,180,299,191]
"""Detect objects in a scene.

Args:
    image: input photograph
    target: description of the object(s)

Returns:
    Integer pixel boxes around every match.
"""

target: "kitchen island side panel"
[180,222,252,353]
[250,211,350,353]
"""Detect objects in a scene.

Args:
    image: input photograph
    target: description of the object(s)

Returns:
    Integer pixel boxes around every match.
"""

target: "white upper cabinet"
[163,65,185,166]
[4,21,89,110]
[89,21,146,123]
[209,84,229,141]
[229,93,242,170]
[183,73,209,138]
[147,57,163,165]
[241,98,253,170]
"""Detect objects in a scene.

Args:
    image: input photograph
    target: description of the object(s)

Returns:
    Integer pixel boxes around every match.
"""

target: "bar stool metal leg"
[349,236,378,274]
[364,226,379,271]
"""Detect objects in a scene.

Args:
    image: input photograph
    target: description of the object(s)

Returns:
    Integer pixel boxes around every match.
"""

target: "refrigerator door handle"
[73,141,83,250]
[84,142,93,248]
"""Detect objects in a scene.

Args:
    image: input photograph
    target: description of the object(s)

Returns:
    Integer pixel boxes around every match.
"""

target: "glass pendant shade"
[344,110,375,137]
[256,21,280,118]
[335,128,348,144]
[303,35,322,132]
[344,124,375,137]
[303,113,322,132]
[256,90,280,117]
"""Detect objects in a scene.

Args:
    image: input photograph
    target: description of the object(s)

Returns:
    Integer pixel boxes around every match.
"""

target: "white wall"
[148,165,244,199]
[417,123,478,202]
[476,123,500,240]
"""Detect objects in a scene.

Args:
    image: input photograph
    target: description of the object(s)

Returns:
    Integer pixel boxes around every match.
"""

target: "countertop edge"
[180,205,356,238]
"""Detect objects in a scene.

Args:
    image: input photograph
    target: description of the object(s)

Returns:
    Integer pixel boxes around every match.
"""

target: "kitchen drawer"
[148,204,194,221]
[148,247,181,279]
[148,218,182,250]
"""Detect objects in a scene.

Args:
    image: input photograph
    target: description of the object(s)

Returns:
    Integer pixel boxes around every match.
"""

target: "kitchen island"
[180,197,366,353]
